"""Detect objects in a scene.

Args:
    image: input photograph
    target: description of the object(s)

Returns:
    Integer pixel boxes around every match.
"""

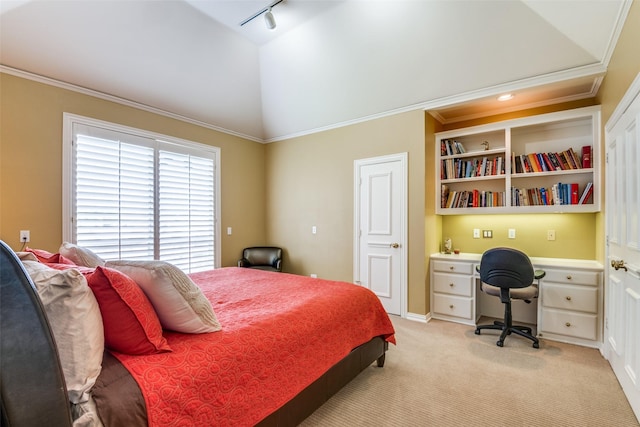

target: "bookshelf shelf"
[436,106,601,215]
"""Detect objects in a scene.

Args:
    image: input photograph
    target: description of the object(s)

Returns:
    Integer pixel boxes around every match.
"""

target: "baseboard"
[405,312,428,323]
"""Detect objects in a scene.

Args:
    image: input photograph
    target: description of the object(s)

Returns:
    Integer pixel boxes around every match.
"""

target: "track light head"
[264,8,276,30]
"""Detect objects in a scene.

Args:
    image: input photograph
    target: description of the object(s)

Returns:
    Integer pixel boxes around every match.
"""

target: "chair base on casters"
[474,303,539,348]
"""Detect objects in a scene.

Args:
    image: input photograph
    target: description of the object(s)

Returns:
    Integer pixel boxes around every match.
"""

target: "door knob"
[390,243,400,248]
[611,260,628,271]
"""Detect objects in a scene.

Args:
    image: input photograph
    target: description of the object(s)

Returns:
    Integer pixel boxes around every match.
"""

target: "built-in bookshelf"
[436,106,600,214]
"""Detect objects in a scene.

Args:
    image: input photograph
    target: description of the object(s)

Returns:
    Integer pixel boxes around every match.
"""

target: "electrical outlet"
[547,230,556,241]
[508,228,516,239]
[482,230,493,238]
[473,229,480,239]
[20,230,30,243]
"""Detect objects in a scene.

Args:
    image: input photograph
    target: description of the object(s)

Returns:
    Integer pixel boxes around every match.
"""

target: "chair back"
[479,247,534,290]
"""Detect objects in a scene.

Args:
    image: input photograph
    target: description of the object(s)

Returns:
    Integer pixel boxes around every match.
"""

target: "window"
[63,114,220,273]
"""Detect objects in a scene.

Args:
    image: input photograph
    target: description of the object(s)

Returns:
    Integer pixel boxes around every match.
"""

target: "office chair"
[238,247,283,272]
[475,247,545,348]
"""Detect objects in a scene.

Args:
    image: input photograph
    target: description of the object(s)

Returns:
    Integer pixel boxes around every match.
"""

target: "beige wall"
[596,0,640,262]
[265,110,427,314]
[0,73,266,267]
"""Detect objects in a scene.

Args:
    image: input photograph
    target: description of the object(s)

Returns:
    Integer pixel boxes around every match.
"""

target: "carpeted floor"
[301,315,639,426]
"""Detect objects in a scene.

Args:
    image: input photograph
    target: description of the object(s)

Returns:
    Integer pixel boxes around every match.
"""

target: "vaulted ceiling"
[0,1,632,142]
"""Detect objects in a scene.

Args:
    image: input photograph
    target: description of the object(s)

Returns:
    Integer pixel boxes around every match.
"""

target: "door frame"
[353,152,408,318]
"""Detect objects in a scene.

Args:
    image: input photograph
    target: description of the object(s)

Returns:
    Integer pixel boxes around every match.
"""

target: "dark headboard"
[0,240,73,427]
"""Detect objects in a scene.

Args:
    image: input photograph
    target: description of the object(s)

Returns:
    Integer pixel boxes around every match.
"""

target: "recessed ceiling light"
[497,93,514,101]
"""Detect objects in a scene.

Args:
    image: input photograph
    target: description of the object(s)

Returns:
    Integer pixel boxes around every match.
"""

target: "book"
[542,153,555,171]
[441,184,449,208]
[548,153,562,170]
[558,152,572,170]
[569,148,582,169]
[528,153,542,172]
[563,150,578,169]
[571,183,579,204]
[579,182,593,204]
[540,187,548,205]
[582,145,592,168]
[536,153,549,172]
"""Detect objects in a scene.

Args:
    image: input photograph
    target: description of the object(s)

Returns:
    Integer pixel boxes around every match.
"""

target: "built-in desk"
[430,253,603,348]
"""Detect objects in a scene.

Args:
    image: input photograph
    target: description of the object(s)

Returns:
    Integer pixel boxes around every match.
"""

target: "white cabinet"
[538,267,602,347]
[431,258,477,325]
[436,106,601,214]
[429,253,603,348]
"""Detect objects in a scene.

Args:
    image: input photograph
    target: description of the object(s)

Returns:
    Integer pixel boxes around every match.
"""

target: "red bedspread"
[112,267,395,426]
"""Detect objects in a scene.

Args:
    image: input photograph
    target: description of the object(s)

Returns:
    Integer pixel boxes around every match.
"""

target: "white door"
[354,153,407,316]
[604,73,640,421]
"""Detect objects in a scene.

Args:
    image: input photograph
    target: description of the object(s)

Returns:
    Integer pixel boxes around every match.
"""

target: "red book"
[571,183,579,204]
[582,146,592,168]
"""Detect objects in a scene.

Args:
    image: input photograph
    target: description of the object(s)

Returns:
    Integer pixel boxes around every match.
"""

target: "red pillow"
[85,266,171,355]
[26,247,76,265]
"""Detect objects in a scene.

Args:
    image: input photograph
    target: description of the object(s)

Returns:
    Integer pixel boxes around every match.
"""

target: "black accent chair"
[474,247,545,348]
[238,247,283,272]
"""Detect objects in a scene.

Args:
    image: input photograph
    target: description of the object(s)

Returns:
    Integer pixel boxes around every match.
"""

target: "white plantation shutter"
[158,151,215,272]
[68,118,218,273]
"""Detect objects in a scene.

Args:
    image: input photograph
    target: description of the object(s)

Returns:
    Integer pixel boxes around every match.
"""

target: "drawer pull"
[449,304,454,309]
[566,275,572,280]
[449,283,454,287]
[449,266,455,271]
[565,296,572,301]
[565,322,571,327]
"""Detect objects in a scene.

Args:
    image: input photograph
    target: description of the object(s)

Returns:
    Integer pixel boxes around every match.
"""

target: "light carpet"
[301,315,639,426]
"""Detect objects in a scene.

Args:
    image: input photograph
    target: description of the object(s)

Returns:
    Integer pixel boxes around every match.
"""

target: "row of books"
[441,187,506,209]
[513,146,591,174]
[511,182,593,206]
[441,156,505,180]
[440,139,466,156]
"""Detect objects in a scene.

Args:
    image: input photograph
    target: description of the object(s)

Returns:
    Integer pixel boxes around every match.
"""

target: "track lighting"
[239,0,283,30]
[264,8,276,30]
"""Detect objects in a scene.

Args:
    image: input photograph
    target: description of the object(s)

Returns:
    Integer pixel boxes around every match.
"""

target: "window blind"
[70,120,217,273]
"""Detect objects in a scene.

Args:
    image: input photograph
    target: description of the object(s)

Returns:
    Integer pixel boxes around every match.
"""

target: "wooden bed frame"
[0,240,387,426]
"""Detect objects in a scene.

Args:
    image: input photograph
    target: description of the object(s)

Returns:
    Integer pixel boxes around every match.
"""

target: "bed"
[0,240,395,426]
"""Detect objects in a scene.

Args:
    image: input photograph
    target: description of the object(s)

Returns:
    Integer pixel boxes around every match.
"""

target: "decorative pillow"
[59,242,105,268]
[85,266,171,355]
[16,251,39,262]
[21,261,104,405]
[106,260,221,333]
[25,247,75,265]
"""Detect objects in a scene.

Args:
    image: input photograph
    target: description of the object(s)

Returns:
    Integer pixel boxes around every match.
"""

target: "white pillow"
[105,260,221,334]
[59,242,105,268]
[22,261,104,404]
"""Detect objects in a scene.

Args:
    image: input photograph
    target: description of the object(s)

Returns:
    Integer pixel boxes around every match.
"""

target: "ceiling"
[0,1,632,142]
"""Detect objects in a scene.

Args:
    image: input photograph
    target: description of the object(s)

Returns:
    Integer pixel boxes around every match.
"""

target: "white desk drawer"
[432,260,473,275]
[543,269,599,286]
[541,308,597,341]
[542,283,598,313]
[433,294,473,320]
[433,272,474,297]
